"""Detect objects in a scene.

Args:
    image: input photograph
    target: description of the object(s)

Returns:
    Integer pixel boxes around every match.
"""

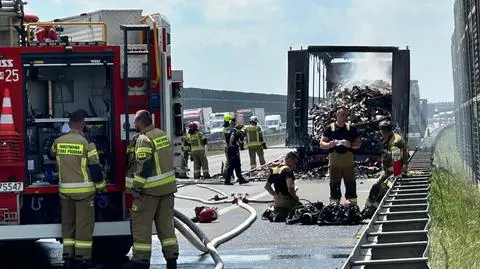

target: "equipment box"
[56,9,143,44]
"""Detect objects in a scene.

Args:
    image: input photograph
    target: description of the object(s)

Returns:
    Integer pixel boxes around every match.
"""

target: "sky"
[25,0,455,102]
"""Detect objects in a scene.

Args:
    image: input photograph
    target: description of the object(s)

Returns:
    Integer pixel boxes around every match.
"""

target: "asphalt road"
[8,145,376,269]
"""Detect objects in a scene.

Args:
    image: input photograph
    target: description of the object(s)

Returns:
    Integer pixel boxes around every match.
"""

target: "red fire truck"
[0,6,187,260]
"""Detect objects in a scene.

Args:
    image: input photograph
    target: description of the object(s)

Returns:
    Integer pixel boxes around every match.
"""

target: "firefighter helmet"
[224,113,234,122]
[249,115,259,123]
[188,122,198,131]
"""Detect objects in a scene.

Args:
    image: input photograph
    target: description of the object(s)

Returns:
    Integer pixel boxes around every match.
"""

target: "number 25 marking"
[5,69,19,82]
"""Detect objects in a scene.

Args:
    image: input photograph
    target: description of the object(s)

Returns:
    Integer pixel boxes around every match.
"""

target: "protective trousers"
[61,196,95,261]
[328,151,357,203]
[223,147,229,174]
[131,194,179,264]
[191,151,209,178]
[274,193,302,218]
[365,171,390,209]
[225,147,245,183]
[248,145,266,170]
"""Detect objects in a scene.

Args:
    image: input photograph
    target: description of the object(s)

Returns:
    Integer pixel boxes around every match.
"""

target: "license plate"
[0,182,24,193]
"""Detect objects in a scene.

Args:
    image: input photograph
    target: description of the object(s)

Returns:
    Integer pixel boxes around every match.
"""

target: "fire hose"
[173,185,260,269]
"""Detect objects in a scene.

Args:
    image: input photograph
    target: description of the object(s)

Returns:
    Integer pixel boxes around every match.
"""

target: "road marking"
[218,191,270,215]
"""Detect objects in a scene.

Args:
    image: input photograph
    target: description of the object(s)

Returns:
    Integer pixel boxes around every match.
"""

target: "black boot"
[238,178,249,184]
[204,173,211,179]
[224,181,234,185]
[166,259,177,269]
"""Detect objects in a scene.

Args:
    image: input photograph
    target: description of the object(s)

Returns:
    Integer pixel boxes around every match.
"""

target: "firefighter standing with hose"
[186,121,211,179]
[50,109,106,269]
[124,110,178,269]
[244,116,267,171]
[362,120,409,219]
[264,152,302,221]
[319,106,362,205]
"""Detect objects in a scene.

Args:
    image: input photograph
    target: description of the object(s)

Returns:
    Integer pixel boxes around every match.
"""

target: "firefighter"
[244,116,267,170]
[124,110,179,269]
[264,151,302,221]
[222,113,235,175]
[50,109,106,269]
[186,121,211,179]
[362,120,409,219]
[319,106,362,205]
[224,116,249,185]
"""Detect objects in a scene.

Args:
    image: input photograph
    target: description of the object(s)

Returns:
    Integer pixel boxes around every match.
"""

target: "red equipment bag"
[194,206,218,223]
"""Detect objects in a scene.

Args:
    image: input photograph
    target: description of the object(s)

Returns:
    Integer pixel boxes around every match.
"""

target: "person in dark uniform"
[319,106,362,205]
[223,118,249,185]
[264,152,301,221]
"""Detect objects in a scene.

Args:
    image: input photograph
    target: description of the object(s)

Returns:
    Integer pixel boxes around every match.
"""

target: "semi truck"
[183,107,213,133]
[286,46,411,170]
[236,108,265,125]
[0,6,187,260]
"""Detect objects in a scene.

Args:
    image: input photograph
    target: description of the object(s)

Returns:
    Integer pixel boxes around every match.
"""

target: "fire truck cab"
[0,5,187,260]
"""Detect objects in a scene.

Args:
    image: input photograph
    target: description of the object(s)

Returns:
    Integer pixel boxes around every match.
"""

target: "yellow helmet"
[224,113,234,122]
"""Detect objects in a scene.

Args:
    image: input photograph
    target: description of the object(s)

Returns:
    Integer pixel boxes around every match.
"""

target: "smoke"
[345,53,393,86]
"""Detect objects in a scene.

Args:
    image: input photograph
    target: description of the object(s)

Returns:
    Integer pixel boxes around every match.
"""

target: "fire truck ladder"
[120,24,152,141]
[341,131,439,269]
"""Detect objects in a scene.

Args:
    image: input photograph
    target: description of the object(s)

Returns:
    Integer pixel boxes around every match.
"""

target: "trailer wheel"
[92,235,132,263]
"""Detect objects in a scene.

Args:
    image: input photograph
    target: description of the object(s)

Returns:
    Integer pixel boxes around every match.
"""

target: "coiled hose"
[173,185,259,269]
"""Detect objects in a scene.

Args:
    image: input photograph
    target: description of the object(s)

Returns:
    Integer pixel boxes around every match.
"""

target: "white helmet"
[249,116,259,123]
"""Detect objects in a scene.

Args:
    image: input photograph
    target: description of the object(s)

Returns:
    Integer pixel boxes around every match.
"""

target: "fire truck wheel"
[92,235,132,262]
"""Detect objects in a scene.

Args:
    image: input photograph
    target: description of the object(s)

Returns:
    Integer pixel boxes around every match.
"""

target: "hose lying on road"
[174,209,224,269]
[173,185,259,269]
[195,184,228,197]
[174,218,208,253]
[174,194,233,205]
[209,199,257,248]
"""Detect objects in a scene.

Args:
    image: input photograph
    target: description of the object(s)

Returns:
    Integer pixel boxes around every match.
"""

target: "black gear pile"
[316,203,364,225]
[285,202,324,225]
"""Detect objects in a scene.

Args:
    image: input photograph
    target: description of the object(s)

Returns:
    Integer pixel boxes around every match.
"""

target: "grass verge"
[429,126,480,269]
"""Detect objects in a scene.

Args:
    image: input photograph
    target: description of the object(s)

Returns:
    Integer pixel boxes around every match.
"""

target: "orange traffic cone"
[0,88,15,134]
[0,87,21,164]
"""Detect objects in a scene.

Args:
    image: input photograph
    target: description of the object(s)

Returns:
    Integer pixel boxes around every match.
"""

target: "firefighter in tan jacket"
[244,116,267,170]
[50,109,106,269]
[185,122,211,179]
[124,110,179,269]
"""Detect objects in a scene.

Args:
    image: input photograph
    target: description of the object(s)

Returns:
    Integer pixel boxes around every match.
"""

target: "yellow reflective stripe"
[133,242,151,251]
[144,175,176,188]
[161,238,178,247]
[134,176,146,184]
[56,155,62,183]
[136,147,152,154]
[127,146,135,153]
[81,157,88,182]
[60,186,95,194]
[63,238,75,246]
[95,180,106,189]
[154,154,162,175]
[87,149,98,158]
[57,143,85,156]
[75,240,92,249]
[125,177,133,188]
[152,135,169,150]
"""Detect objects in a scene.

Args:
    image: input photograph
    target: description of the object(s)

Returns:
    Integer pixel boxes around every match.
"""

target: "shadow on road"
[0,241,55,269]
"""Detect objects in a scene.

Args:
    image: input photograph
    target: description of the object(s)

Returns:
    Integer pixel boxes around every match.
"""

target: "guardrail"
[341,125,450,269]
[205,133,286,152]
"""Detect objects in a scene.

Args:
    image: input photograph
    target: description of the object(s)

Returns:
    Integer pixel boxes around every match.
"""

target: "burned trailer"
[286,46,411,171]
